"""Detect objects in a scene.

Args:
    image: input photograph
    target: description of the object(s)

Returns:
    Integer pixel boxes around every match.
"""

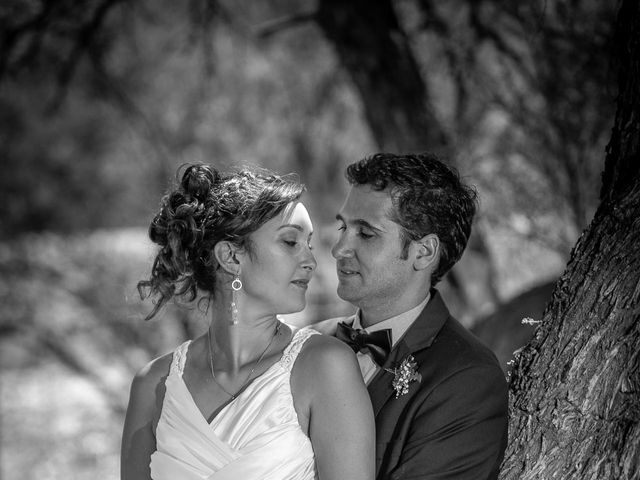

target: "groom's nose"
[331,235,354,259]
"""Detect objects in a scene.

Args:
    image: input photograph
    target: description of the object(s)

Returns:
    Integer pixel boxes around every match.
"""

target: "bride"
[120,164,374,480]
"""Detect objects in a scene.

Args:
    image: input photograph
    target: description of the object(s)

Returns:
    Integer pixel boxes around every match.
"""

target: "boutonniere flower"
[385,355,422,398]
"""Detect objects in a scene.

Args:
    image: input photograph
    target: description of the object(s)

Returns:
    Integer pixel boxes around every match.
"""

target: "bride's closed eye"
[283,239,314,250]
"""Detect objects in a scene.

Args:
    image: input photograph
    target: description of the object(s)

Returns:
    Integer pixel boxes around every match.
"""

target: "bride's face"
[238,202,317,315]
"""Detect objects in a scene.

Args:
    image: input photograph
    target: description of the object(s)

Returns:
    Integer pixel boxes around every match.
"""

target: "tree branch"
[49,0,126,110]
[253,11,318,39]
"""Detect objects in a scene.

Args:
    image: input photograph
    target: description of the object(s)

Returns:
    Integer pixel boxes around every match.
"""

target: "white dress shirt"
[351,294,430,384]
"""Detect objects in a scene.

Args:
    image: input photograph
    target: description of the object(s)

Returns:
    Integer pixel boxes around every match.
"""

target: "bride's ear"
[214,241,242,276]
[412,234,439,271]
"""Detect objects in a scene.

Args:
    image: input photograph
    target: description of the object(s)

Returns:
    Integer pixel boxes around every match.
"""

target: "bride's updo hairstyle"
[138,164,305,320]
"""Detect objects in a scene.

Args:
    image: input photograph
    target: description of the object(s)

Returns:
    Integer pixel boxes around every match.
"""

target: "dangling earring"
[230,274,242,325]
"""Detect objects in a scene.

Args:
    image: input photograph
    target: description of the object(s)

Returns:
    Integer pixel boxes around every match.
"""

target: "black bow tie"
[336,322,392,367]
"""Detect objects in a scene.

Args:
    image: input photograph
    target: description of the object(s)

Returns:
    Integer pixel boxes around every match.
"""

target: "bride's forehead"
[255,202,313,234]
[281,202,312,225]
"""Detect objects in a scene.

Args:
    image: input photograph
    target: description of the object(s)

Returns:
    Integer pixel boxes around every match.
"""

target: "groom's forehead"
[342,185,393,214]
[337,187,403,233]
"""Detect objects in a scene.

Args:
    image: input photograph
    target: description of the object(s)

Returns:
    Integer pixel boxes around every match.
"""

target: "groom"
[315,153,508,479]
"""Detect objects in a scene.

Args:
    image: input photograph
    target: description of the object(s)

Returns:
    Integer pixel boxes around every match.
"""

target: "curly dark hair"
[346,152,478,285]
[138,164,305,320]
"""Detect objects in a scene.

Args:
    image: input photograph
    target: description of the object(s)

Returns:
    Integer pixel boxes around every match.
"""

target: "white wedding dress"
[150,328,319,480]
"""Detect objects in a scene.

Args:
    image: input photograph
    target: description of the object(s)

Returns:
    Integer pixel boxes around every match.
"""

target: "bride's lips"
[291,279,310,289]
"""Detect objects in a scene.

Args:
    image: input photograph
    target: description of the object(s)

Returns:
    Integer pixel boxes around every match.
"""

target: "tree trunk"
[315,0,449,154]
[501,1,640,478]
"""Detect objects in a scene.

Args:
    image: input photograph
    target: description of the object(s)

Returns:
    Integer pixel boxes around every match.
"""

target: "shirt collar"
[352,293,430,347]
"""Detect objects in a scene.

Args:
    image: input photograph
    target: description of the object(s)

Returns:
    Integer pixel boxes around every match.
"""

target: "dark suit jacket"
[314,290,509,480]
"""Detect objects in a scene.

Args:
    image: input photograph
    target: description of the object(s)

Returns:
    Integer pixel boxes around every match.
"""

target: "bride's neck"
[208,296,280,371]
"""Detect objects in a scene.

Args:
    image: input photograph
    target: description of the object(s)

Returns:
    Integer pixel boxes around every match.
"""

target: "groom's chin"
[336,283,359,304]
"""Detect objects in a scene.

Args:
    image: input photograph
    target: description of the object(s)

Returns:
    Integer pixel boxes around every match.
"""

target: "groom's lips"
[337,264,360,277]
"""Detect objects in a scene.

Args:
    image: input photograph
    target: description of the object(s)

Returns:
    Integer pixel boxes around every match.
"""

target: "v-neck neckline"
[180,328,299,426]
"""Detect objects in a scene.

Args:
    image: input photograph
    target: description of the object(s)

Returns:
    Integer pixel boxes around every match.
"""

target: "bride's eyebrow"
[277,224,315,241]
[277,224,314,235]
[277,224,303,231]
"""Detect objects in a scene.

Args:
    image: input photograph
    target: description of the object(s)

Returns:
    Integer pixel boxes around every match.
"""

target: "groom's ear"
[412,233,439,271]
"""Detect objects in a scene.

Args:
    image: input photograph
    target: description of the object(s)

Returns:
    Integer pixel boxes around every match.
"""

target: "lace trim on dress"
[169,327,317,378]
[170,340,191,378]
[279,328,319,372]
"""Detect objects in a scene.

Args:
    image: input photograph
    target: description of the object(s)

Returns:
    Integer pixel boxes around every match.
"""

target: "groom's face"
[332,185,416,320]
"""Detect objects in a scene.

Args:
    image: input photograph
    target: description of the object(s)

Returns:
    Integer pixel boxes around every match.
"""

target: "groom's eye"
[358,229,374,239]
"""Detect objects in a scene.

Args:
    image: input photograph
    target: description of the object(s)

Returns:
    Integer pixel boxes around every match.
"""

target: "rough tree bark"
[501,1,640,478]
[315,0,449,154]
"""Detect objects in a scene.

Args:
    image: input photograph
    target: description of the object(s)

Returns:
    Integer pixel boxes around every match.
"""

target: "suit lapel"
[367,290,451,416]
[368,339,411,415]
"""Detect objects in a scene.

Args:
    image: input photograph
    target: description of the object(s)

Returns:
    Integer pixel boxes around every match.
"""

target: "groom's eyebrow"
[336,214,385,232]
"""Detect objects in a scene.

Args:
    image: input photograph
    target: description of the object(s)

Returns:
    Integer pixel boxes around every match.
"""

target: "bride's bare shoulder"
[293,330,359,380]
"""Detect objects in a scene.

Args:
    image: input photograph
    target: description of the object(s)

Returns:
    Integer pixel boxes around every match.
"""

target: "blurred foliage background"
[0,0,620,478]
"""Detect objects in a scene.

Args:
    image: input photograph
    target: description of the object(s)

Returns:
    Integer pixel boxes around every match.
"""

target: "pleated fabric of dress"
[150,328,319,480]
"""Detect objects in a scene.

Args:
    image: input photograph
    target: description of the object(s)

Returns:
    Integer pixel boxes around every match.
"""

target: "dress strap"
[279,327,320,372]
[169,340,191,377]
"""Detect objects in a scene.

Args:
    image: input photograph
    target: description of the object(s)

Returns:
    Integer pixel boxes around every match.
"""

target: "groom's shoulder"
[310,315,353,336]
